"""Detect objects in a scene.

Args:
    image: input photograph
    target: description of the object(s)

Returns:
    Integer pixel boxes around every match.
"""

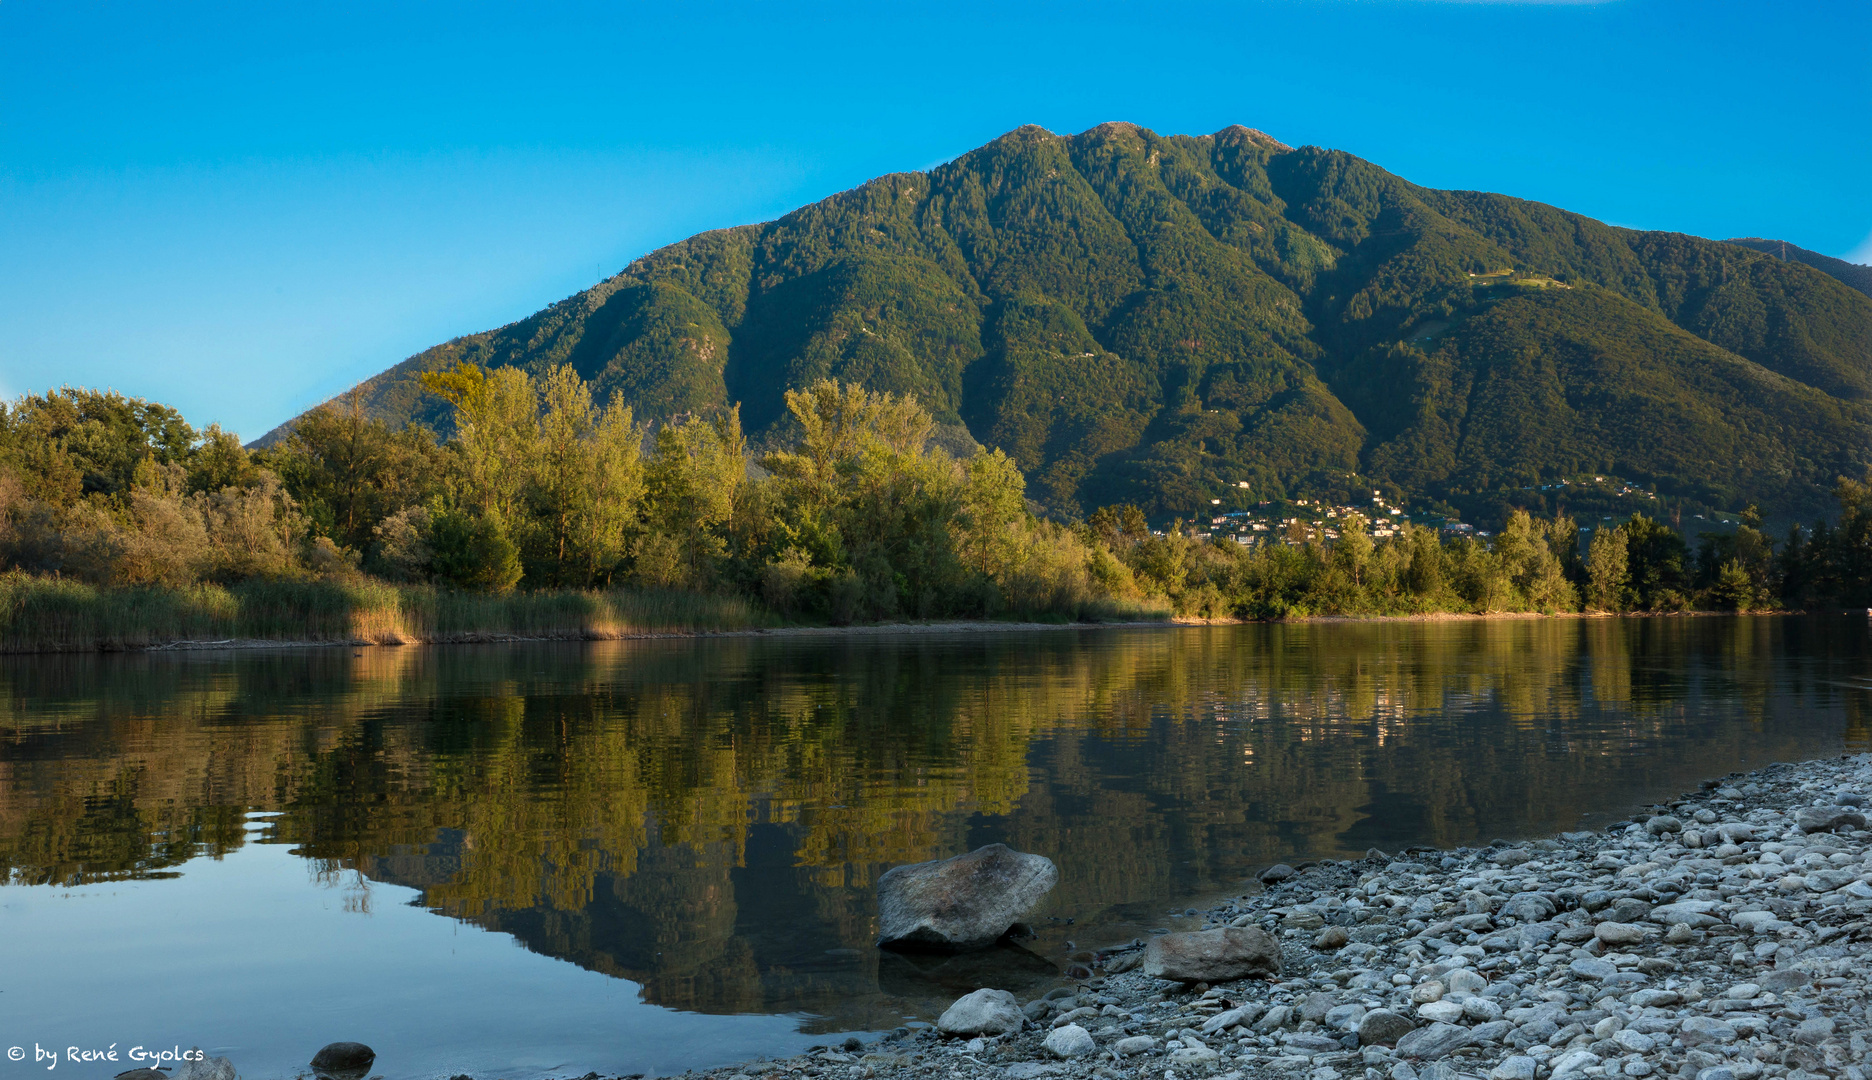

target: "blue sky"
[2,0,1867,438]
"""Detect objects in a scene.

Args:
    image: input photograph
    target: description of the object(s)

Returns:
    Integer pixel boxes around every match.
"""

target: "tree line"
[1,372,1867,622]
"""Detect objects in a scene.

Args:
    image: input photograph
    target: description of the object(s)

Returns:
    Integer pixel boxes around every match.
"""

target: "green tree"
[1586,525,1629,611]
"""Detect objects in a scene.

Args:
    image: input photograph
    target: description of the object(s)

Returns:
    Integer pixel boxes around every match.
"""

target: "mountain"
[1723,237,1872,299]
[263,124,1872,522]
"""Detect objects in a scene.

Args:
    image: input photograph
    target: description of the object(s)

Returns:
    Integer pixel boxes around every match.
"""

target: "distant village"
[1164,474,1743,545]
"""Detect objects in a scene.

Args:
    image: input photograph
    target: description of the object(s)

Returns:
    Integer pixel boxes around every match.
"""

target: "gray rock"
[1500,893,1556,921]
[1201,1004,1262,1033]
[1804,868,1857,892]
[1254,1004,1295,1033]
[1470,1020,1514,1044]
[1396,1022,1472,1060]
[1758,969,1812,993]
[1004,1064,1067,1080]
[1142,925,1282,982]
[1792,1017,1835,1044]
[1259,863,1296,883]
[309,1043,374,1074]
[1417,1000,1464,1024]
[1679,1018,1737,1046]
[1614,1030,1656,1053]
[1324,1003,1368,1032]
[876,844,1057,951]
[1316,925,1350,950]
[1490,1056,1538,1080]
[1113,1036,1158,1056]
[1796,806,1867,833]
[1646,815,1683,835]
[1043,1024,1096,1058]
[1168,1042,1222,1066]
[175,1057,238,1080]
[1359,1009,1416,1046]
[1595,921,1647,945]
[1568,957,1618,981]
[1551,1050,1601,1080]
[937,988,1024,1036]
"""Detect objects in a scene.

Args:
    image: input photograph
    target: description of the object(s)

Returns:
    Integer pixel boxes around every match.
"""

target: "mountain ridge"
[259,123,1871,523]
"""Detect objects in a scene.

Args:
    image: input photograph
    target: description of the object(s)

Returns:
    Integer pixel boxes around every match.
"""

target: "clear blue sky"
[3,0,1867,439]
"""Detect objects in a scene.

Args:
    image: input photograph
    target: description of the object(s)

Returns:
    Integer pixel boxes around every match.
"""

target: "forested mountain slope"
[263,124,1871,522]
[1724,237,1872,299]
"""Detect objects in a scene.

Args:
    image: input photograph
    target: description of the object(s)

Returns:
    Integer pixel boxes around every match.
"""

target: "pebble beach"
[678,752,1872,1080]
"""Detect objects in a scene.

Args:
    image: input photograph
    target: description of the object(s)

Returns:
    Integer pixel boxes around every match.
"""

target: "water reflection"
[1,618,1867,1067]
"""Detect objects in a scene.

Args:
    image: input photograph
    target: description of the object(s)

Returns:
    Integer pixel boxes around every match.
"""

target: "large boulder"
[310,1043,375,1074]
[937,988,1024,1036]
[1141,926,1282,983]
[877,844,1058,952]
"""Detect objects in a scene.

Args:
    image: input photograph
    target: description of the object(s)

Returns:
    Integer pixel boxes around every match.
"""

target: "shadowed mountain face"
[264,124,1872,521]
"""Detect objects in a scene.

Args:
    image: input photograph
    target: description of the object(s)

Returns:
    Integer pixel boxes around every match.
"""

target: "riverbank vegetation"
[0,374,1867,650]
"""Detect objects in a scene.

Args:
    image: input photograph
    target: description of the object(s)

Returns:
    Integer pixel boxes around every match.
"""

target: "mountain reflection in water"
[2,618,1867,1040]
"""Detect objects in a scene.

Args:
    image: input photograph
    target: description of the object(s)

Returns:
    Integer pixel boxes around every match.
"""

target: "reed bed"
[0,572,774,653]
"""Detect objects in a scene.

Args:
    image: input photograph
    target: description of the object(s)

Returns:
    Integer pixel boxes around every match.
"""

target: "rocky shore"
[672,752,1872,1080]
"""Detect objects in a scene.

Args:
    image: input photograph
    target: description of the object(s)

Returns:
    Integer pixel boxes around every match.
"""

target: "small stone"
[1316,925,1350,950]
[1411,980,1446,1003]
[310,1044,376,1075]
[1358,1009,1416,1046]
[1143,926,1282,982]
[1416,1001,1464,1024]
[1168,1042,1221,1066]
[1490,1057,1537,1080]
[1696,1069,1735,1080]
[1796,806,1867,833]
[1792,1017,1835,1044]
[937,988,1024,1036]
[1678,1018,1737,1047]
[1461,998,1502,1022]
[1395,1022,1472,1060]
[1113,1036,1158,1056]
[1646,816,1683,835]
[1664,923,1695,944]
[1324,1004,1367,1031]
[173,1058,237,1080]
[1446,969,1486,995]
[1614,1030,1656,1053]
[1260,863,1297,883]
[1568,958,1618,981]
[1551,1050,1601,1080]
[1044,1024,1096,1058]
[1594,922,1646,946]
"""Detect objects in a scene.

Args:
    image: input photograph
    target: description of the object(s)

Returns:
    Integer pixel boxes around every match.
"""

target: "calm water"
[2,618,1868,1080]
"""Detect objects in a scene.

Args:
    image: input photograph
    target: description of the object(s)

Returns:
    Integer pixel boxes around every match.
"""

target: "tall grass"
[0,571,774,653]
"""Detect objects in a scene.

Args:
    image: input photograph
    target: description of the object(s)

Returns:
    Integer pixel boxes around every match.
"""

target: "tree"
[1586,526,1629,611]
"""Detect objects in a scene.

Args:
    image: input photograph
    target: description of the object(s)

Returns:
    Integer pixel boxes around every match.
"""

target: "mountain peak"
[261,126,1871,524]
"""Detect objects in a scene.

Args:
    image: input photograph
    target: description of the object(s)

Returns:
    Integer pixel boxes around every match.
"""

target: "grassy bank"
[0,573,1170,653]
[0,572,779,653]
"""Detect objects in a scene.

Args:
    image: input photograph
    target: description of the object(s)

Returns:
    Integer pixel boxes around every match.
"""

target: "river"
[2,617,1866,1079]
